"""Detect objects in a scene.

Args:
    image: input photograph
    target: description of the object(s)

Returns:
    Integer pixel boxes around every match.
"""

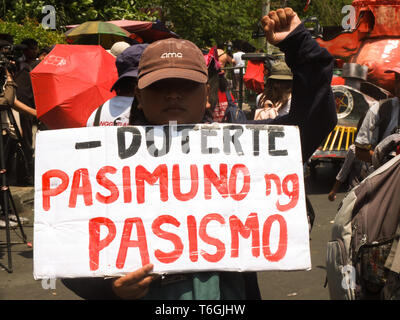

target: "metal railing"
[221,66,246,109]
[322,125,357,152]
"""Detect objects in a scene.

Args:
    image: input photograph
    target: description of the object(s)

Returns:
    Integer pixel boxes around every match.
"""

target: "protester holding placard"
[61,7,336,300]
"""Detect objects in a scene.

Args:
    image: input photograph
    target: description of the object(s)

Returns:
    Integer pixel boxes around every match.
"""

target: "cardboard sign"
[33,124,311,279]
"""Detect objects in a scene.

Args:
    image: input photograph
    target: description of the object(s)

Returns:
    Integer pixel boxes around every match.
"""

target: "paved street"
[259,162,342,300]
[0,162,344,300]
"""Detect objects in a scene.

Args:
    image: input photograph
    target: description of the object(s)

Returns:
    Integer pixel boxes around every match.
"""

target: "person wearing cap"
[86,44,148,127]
[62,7,337,300]
[355,66,400,163]
[254,61,293,120]
[107,41,131,58]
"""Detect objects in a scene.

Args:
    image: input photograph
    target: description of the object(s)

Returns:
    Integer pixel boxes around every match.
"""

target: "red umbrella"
[31,44,118,129]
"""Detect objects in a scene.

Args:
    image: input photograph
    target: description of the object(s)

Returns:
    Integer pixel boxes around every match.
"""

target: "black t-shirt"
[15,60,40,108]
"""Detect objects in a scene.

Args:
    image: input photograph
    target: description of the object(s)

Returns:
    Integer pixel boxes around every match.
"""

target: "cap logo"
[161,52,183,59]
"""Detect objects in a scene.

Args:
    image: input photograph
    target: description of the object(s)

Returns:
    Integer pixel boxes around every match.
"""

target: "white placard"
[33,124,311,279]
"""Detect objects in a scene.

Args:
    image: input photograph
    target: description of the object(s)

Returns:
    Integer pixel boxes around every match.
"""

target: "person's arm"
[13,98,37,117]
[328,180,342,201]
[248,8,337,162]
[226,54,233,66]
[355,147,373,163]
[354,104,379,163]
[0,69,17,106]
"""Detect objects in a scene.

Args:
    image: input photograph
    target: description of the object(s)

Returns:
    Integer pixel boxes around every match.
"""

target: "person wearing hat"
[355,66,400,163]
[107,41,131,58]
[62,7,337,300]
[86,43,148,127]
[254,60,293,120]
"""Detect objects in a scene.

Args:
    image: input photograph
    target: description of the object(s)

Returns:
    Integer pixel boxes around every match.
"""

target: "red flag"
[304,0,311,11]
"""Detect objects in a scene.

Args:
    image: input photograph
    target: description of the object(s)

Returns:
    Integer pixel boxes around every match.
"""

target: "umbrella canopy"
[109,20,179,42]
[66,20,179,43]
[31,44,118,130]
[65,21,133,49]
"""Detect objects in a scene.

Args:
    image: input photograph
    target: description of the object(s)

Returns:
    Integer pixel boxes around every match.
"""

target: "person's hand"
[261,8,302,46]
[328,191,336,202]
[111,263,158,300]
[5,68,13,82]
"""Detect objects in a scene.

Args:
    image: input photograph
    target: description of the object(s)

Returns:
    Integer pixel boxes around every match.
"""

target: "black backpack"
[222,91,247,123]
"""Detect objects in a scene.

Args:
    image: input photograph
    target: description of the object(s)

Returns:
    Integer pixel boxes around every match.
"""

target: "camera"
[224,41,233,57]
[0,42,26,77]
[252,21,266,39]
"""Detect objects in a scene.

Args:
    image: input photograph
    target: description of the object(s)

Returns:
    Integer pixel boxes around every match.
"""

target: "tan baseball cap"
[137,38,208,89]
[108,41,131,58]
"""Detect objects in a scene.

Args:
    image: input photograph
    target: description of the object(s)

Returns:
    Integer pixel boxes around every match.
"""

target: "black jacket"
[248,23,337,162]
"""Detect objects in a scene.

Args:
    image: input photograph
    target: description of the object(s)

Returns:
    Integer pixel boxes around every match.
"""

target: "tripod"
[0,107,29,273]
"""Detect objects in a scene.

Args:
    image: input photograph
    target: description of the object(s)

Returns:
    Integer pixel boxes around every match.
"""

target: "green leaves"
[277,0,354,27]
[0,0,355,51]
[0,18,66,47]
[157,0,264,48]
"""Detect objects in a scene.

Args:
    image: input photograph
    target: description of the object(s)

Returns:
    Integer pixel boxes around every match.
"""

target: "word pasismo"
[89,212,288,271]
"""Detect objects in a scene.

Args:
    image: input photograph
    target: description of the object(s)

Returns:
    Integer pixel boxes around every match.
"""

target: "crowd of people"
[328,65,400,201]
[61,7,338,300]
[1,5,399,301]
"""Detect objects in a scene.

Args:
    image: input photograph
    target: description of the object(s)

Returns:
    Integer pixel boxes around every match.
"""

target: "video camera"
[0,40,26,75]
[224,41,233,57]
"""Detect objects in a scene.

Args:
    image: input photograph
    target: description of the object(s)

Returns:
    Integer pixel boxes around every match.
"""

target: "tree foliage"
[0,0,159,27]
[0,18,67,48]
[154,0,265,48]
[283,0,354,26]
[0,0,356,50]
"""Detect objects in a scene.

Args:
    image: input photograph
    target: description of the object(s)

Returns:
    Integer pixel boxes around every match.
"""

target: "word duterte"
[116,125,288,158]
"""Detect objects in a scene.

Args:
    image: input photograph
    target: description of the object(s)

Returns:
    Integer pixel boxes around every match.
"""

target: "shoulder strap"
[225,91,234,106]
[93,104,104,126]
